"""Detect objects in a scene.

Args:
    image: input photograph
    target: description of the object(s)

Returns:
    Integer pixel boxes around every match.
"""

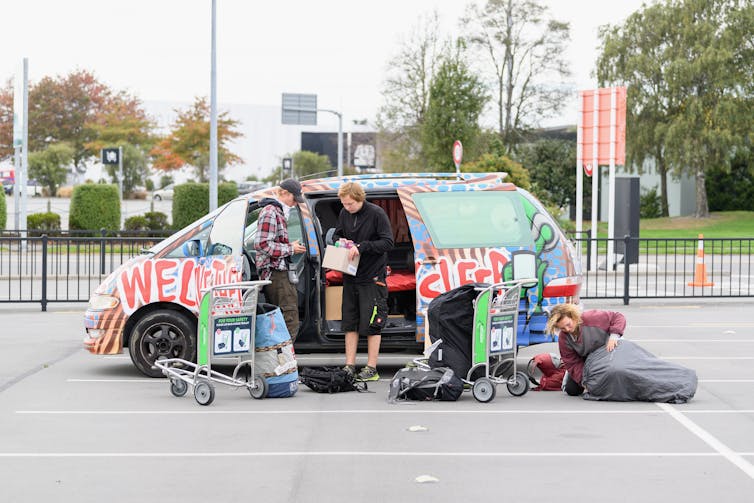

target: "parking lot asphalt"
[1,300,753,502]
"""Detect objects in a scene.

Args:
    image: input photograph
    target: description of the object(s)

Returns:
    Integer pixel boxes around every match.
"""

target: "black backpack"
[388,367,464,402]
[299,366,368,393]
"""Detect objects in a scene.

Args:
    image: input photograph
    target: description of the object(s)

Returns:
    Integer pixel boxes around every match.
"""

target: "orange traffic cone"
[688,234,714,287]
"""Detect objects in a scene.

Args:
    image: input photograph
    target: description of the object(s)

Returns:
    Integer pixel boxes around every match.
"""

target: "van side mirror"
[182,239,202,257]
[512,250,538,289]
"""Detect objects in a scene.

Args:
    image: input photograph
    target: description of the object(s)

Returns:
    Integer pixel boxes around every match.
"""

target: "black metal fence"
[0,231,164,311]
[574,236,754,304]
[1,232,752,310]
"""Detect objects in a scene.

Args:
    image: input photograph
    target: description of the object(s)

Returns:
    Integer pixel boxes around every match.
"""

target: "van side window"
[413,191,534,249]
[207,199,248,256]
[165,224,212,258]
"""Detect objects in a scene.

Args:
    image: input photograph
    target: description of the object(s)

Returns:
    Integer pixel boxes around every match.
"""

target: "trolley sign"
[489,313,515,354]
[213,315,253,356]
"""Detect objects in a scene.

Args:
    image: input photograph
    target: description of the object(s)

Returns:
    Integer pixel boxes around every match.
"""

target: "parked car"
[2,179,43,197]
[152,183,174,201]
[84,173,582,377]
[237,181,265,195]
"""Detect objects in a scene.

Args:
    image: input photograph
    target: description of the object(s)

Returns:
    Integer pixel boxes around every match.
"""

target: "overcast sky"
[2,0,651,179]
[3,0,648,128]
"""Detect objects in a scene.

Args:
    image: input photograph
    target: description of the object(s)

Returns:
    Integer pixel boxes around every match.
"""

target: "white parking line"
[67,379,159,383]
[664,356,754,360]
[0,451,747,458]
[658,403,754,480]
[632,339,754,343]
[15,409,754,415]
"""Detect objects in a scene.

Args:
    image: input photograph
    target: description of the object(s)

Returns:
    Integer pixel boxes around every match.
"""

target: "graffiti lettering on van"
[117,257,240,315]
[416,248,510,300]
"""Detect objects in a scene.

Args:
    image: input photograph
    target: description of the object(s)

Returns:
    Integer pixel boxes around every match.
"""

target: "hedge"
[0,190,6,230]
[69,184,121,234]
[27,212,61,234]
[172,182,238,230]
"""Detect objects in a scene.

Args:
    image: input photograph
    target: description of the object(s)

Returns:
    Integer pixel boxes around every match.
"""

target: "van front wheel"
[129,311,197,378]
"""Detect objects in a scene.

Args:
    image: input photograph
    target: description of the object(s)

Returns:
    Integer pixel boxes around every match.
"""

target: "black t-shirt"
[334,201,394,284]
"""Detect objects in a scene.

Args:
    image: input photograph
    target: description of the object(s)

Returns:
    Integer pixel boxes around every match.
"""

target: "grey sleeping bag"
[581,340,697,403]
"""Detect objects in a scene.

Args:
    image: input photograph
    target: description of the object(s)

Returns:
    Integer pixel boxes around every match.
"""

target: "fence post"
[41,234,48,312]
[623,235,631,305]
[100,228,107,275]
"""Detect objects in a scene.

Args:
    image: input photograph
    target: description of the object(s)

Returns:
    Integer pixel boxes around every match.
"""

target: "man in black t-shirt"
[333,181,393,381]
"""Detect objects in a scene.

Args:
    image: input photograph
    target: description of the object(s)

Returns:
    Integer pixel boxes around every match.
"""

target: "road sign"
[102,148,120,165]
[452,140,463,170]
[281,93,317,125]
[584,163,593,177]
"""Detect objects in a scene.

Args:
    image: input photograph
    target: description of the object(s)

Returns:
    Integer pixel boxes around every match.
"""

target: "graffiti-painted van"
[84,173,582,376]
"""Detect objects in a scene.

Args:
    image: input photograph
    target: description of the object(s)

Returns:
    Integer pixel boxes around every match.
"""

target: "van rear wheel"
[129,311,196,378]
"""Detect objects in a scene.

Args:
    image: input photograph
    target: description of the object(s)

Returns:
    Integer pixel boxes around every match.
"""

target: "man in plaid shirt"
[254,179,306,340]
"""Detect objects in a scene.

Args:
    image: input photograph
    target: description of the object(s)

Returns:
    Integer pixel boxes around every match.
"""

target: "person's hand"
[606,337,619,352]
[292,240,306,254]
[348,244,360,260]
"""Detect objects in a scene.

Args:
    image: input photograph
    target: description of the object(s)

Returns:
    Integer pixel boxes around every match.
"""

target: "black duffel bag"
[388,366,464,402]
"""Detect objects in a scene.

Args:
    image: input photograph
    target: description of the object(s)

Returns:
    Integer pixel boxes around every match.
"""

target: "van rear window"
[413,191,533,249]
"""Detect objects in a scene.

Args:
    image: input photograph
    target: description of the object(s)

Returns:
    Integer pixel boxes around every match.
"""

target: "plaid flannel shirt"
[254,201,293,280]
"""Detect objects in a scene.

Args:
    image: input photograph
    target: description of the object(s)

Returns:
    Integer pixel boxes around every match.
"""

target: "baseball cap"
[280,178,304,203]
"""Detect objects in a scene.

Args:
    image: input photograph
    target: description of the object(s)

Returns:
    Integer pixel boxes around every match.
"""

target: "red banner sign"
[578,87,627,171]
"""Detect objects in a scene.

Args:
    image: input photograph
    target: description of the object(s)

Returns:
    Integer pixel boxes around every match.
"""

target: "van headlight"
[88,293,120,310]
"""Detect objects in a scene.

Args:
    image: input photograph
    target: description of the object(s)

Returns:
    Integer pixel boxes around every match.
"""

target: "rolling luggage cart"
[155,280,271,406]
[467,279,536,403]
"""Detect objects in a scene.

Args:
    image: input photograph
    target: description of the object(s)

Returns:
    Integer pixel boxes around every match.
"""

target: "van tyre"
[129,311,197,378]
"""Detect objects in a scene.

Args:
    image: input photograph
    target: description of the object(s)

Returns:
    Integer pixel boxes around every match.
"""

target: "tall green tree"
[99,143,150,195]
[377,12,446,171]
[28,70,112,173]
[151,97,243,182]
[597,0,754,218]
[462,0,572,152]
[517,138,587,211]
[28,143,74,196]
[0,80,13,159]
[420,41,488,171]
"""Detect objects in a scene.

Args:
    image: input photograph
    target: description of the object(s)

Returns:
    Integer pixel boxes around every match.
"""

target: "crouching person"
[546,304,625,396]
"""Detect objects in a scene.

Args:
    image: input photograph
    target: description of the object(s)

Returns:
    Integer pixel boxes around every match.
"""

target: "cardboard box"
[325,286,343,320]
[322,245,359,276]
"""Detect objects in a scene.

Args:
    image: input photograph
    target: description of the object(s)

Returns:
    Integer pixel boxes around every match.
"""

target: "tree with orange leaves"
[151,97,243,182]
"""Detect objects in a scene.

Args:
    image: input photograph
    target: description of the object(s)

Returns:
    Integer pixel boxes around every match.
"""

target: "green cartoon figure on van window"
[500,198,558,314]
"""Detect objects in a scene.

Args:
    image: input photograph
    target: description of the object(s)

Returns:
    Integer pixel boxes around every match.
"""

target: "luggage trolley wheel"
[248,375,268,400]
[194,379,216,406]
[472,377,497,403]
[169,378,188,397]
[507,371,530,397]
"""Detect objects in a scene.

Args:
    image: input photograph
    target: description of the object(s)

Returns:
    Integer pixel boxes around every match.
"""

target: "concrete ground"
[1,299,753,502]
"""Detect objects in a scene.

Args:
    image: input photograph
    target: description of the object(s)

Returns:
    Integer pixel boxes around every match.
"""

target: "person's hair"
[546,304,582,334]
[338,181,366,202]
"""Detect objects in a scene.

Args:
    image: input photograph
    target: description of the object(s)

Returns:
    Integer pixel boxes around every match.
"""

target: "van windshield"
[413,191,534,249]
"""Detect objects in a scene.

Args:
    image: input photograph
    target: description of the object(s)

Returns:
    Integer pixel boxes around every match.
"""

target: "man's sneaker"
[356,366,380,382]
[342,364,356,376]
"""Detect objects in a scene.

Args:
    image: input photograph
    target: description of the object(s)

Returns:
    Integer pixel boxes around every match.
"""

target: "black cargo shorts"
[341,278,389,336]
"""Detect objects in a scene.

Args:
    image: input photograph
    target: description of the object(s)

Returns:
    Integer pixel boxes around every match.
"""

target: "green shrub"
[172,182,239,230]
[124,215,149,232]
[0,190,6,230]
[27,212,61,234]
[144,211,169,230]
[69,184,121,234]
[640,186,662,219]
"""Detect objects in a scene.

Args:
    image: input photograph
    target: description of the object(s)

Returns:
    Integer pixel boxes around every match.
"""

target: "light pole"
[209,0,218,211]
[318,108,343,177]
